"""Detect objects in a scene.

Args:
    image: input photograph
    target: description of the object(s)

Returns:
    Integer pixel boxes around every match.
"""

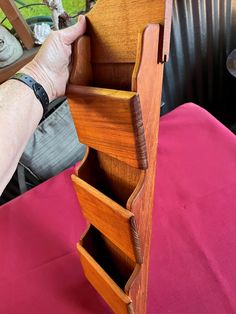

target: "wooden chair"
[0,0,37,83]
[66,1,173,313]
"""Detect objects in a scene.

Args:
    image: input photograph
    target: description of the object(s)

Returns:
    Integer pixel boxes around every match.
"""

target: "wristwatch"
[10,72,49,116]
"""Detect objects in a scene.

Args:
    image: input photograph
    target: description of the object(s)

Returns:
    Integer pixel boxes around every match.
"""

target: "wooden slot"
[76,149,143,208]
[92,63,135,91]
[78,226,135,313]
[72,174,142,263]
[67,85,147,169]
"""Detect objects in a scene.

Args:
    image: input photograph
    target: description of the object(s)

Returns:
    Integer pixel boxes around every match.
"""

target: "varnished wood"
[86,0,168,63]
[70,36,93,85]
[72,175,142,263]
[161,0,173,62]
[74,25,165,314]
[78,243,134,314]
[67,1,172,313]
[0,0,34,49]
[77,149,142,207]
[92,63,134,90]
[129,24,164,313]
[67,85,147,169]
[0,48,38,83]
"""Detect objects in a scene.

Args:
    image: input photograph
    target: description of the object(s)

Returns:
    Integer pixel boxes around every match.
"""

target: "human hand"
[21,15,86,102]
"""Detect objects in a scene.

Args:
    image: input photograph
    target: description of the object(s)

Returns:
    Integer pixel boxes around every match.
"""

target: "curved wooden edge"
[128,24,164,313]
[124,264,141,294]
[69,36,93,85]
[74,146,90,175]
[126,170,145,210]
[131,27,145,92]
[67,85,147,169]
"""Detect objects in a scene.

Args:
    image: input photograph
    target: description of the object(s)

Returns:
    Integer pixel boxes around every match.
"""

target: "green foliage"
[0,0,86,28]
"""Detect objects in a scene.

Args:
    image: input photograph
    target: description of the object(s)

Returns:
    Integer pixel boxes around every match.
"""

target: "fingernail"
[78,15,85,22]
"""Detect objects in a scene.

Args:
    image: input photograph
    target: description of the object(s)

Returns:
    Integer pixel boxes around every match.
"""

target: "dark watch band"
[10,73,49,116]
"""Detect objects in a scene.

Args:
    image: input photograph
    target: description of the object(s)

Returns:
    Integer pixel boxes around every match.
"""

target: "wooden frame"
[66,1,173,312]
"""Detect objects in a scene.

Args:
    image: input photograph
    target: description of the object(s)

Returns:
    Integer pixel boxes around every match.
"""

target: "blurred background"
[162,0,236,129]
[0,0,85,28]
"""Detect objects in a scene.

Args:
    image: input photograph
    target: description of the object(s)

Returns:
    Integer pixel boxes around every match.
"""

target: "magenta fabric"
[148,103,236,314]
[0,168,111,314]
[1,103,236,313]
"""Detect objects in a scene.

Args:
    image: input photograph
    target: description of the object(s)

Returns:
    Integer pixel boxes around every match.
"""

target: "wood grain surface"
[67,1,172,312]
[86,0,166,63]
[67,85,147,169]
[77,149,142,207]
[70,36,93,86]
[129,24,164,313]
[78,243,134,314]
[72,175,142,263]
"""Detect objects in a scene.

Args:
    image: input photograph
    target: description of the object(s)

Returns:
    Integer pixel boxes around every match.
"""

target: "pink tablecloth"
[1,103,236,313]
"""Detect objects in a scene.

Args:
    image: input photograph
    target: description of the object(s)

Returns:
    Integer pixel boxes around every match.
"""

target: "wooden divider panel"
[67,85,147,169]
[78,244,134,314]
[72,175,142,263]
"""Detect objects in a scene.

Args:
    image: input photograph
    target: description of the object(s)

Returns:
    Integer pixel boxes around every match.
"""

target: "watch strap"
[10,73,49,116]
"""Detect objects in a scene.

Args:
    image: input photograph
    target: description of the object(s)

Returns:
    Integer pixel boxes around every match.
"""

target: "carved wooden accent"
[0,0,34,49]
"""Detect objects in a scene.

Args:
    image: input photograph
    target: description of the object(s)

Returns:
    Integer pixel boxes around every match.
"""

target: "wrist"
[20,60,54,102]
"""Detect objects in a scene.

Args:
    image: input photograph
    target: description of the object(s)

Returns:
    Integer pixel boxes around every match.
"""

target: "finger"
[60,15,86,45]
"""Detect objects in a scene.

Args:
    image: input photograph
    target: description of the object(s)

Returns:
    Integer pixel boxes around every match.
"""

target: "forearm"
[0,16,86,196]
[0,79,43,194]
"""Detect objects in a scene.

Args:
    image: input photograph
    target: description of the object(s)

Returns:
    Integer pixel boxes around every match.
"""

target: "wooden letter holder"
[66,1,172,313]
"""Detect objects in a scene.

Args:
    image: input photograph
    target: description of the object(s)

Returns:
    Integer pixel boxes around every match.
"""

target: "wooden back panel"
[86,0,171,63]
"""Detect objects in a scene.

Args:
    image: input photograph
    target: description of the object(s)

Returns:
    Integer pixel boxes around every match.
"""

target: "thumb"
[60,15,86,45]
